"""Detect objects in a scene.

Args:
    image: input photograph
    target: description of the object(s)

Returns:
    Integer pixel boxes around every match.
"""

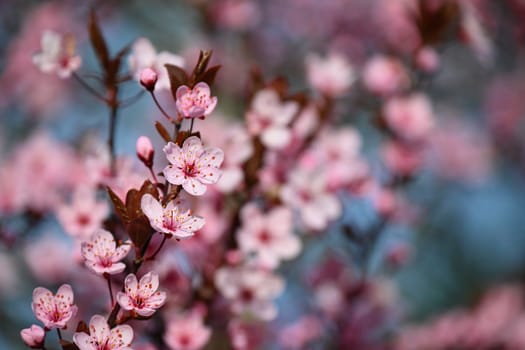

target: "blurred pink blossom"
[278,315,323,349]
[32,30,81,78]
[24,234,74,283]
[383,93,435,142]
[362,55,410,96]
[164,310,211,350]
[215,265,284,321]
[246,89,299,149]
[305,52,355,97]
[128,37,185,91]
[56,186,109,240]
[237,203,301,269]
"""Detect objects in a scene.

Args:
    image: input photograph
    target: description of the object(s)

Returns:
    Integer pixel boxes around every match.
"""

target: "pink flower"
[280,169,341,231]
[128,37,185,91]
[32,30,81,78]
[278,316,323,349]
[20,324,45,348]
[164,311,211,350]
[116,272,167,317]
[415,47,440,73]
[31,284,77,329]
[176,82,218,119]
[383,93,434,142]
[246,89,299,149]
[24,234,74,283]
[382,141,424,176]
[57,186,110,239]
[215,266,284,321]
[80,229,131,275]
[305,52,355,97]
[73,314,133,350]
[163,136,224,196]
[136,136,154,167]
[237,203,301,269]
[362,55,410,96]
[141,194,205,238]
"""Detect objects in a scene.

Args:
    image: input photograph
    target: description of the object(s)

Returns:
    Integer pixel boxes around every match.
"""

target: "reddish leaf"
[196,65,221,86]
[75,321,89,334]
[192,50,213,80]
[107,187,130,224]
[155,121,173,143]
[127,216,153,251]
[60,340,80,350]
[165,64,189,100]
[88,10,110,70]
[125,180,158,222]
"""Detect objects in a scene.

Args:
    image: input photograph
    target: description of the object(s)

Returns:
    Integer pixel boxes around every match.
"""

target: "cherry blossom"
[305,52,355,97]
[215,265,284,321]
[20,324,45,349]
[176,82,218,119]
[128,37,185,91]
[278,316,323,350]
[117,272,167,317]
[141,194,205,238]
[383,93,435,142]
[362,55,410,96]
[33,30,81,78]
[56,185,109,240]
[73,314,133,350]
[237,203,301,269]
[80,229,131,275]
[31,284,77,329]
[164,311,211,350]
[246,88,299,149]
[280,169,341,231]
[140,68,158,91]
[163,136,224,196]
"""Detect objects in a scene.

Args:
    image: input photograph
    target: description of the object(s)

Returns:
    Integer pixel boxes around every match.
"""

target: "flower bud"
[20,325,45,349]
[136,136,154,167]
[140,68,158,91]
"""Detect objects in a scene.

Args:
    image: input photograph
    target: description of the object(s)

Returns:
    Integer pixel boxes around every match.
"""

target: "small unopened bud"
[415,47,440,73]
[136,136,154,167]
[20,325,45,349]
[140,68,158,91]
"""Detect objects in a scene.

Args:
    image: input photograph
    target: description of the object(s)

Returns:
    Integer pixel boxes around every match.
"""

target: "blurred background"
[2,0,525,349]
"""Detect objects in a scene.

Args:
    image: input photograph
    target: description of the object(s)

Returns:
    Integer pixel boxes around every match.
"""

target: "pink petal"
[124,273,139,295]
[176,85,190,100]
[163,166,185,186]
[200,147,224,168]
[139,272,159,296]
[103,262,127,275]
[112,243,132,262]
[89,315,110,346]
[72,332,96,350]
[205,96,218,115]
[179,216,206,233]
[140,194,163,223]
[163,142,184,167]
[145,291,167,310]
[198,166,222,185]
[116,292,134,311]
[108,325,133,348]
[182,136,204,158]
[261,127,291,149]
[183,177,207,196]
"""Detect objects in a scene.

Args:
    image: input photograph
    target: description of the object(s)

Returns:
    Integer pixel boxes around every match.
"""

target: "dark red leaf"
[196,65,221,86]
[88,10,110,70]
[107,187,130,224]
[165,64,189,100]
[155,121,173,143]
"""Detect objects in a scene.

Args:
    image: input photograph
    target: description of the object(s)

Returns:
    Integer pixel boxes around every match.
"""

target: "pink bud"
[136,136,154,167]
[20,325,45,348]
[140,68,158,91]
[415,47,440,73]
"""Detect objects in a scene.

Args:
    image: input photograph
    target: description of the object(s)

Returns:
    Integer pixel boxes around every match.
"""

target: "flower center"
[77,213,91,226]
[257,230,272,244]
[240,288,254,302]
[183,162,197,177]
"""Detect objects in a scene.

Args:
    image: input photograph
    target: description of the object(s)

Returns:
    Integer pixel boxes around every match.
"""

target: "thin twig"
[72,72,108,103]
[105,274,115,307]
[119,90,146,108]
[145,234,168,261]
[149,91,175,122]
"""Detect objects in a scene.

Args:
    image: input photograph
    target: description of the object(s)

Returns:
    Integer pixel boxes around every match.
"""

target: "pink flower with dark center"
[164,311,211,350]
[33,30,81,78]
[57,185,109,240]
[141,194,205,238]
[163,136,224,196]
[215,266,284,321]
[383,93,434,142]
[31,284,77,329]
[362,55,410,96]
[117,272,167,317]
[80,229,131,275]
[20,324,45,348]
[176,82,218,119]
[73,314,133,350]
[237,203,301,269]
